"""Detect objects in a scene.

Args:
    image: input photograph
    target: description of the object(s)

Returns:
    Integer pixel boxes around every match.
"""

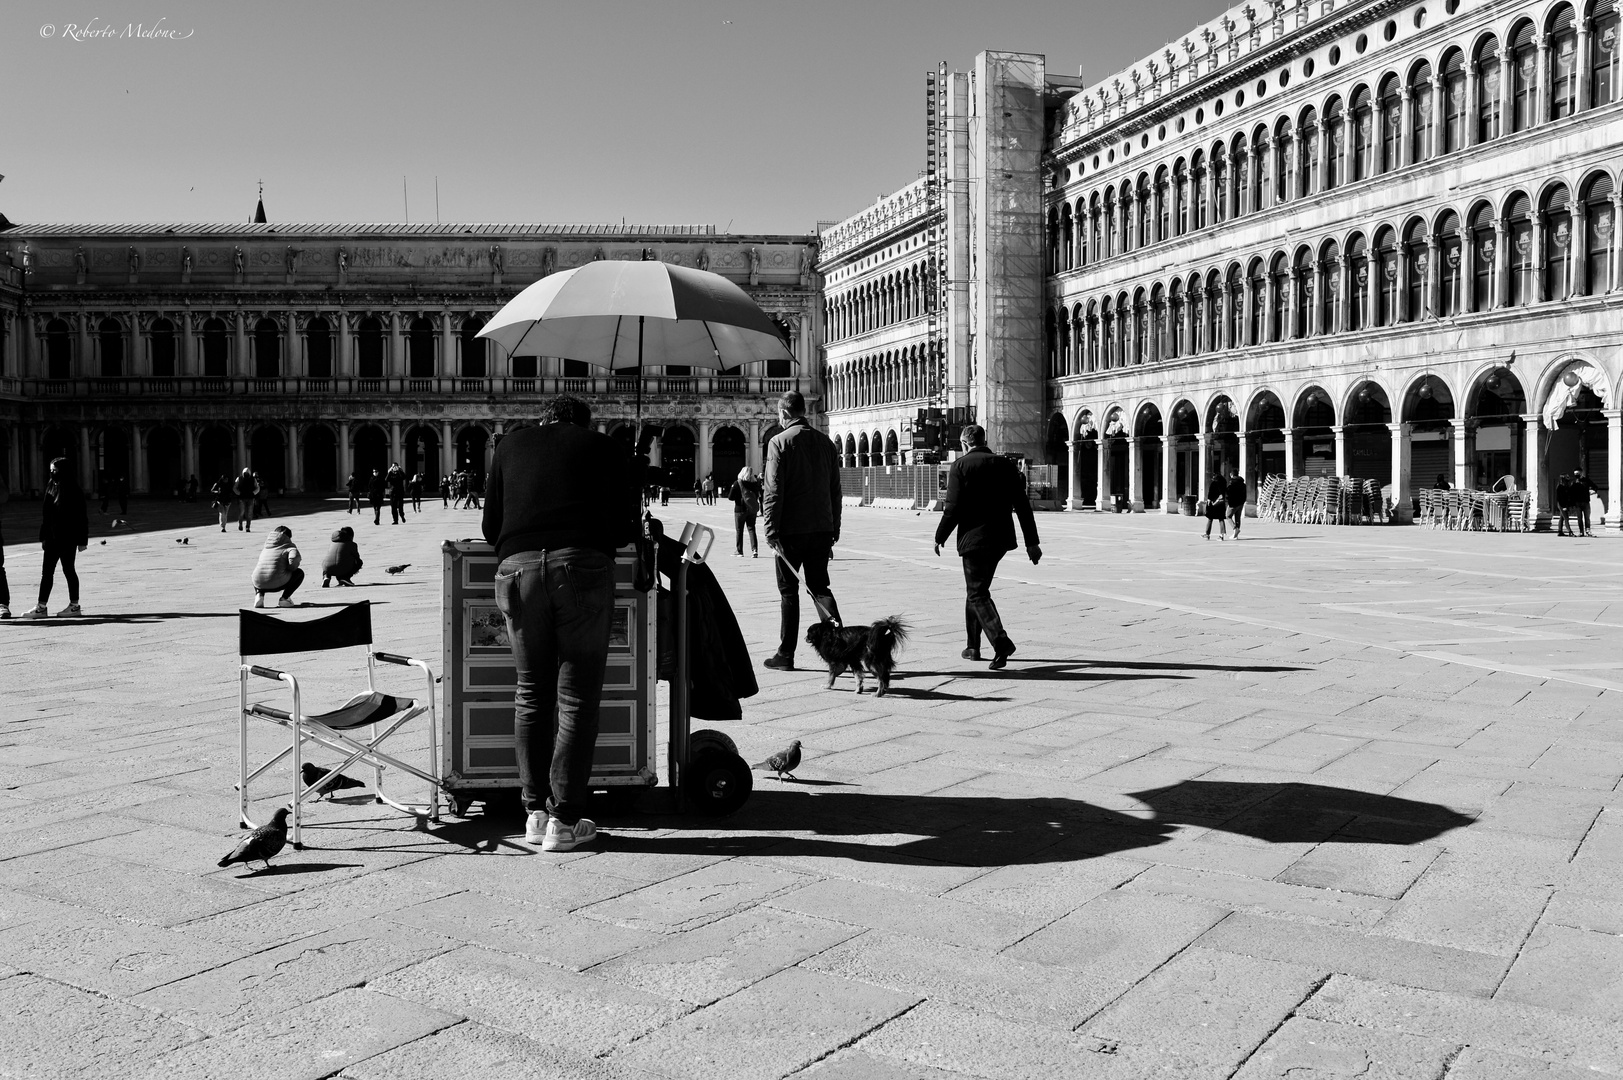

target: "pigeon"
[386,564,410,575]
[218,807,291,870]
[174,537,190,544]
[302,761,365,799]
[752,740,802,780]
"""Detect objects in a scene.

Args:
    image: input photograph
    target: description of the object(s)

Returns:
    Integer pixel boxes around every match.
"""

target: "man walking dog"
[761,390,843,671]
[933,424,1041,670]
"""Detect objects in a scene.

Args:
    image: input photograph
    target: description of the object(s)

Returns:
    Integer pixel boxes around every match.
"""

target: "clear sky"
[4,0,1232,234]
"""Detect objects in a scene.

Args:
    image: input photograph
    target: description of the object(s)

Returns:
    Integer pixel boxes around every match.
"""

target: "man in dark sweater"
[933,425,1041,669]
[482,395,640,852]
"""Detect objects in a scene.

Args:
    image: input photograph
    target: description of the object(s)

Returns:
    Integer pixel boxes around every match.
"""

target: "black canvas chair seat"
[251,691,412,731]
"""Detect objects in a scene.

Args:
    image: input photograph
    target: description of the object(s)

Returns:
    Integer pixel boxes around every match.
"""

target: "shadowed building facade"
[0,223,821,498]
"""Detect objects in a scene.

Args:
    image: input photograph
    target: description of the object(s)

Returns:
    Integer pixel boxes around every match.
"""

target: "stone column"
[287,422,302,493]
[1571,202,1587,298]
[1536,35,1551,124]
[234,311,249,378]
[336,311,351,377]
[1260,138,1274,210]
[1196,432,1210,499]
[1612,191,1623,293]
[131,427,148,494]
[235,422,248,474]
[1389,422,1412,523]
[1096,436,1110,509]
[1578,20,1593,113]
[1450,419,1471,491]
[696,419,713,487]
[747,418,763,474]
[1399,86,1414,165]
[1502,48,1516,133]
[440,311,455,378]
[1333,425,1347,476]
[1237,428,1251,509]
[1606,409,1622,527]
[1161,433,1176,513]
[1466,65,1480,148]
[1495,220,1511,308]
[388,312,403,378]
[1066,439,1083,509]
[182,422,197,482]
[1282,426,1297,481]
[1308,264,1322,336]
[1428,75,1444,159]
[1127,436,1144,512]
[1522,413,1543,526]
[440,420,455,479]
[1337,254,1351,333]
[389,420,403,467]
[338,421,352,484]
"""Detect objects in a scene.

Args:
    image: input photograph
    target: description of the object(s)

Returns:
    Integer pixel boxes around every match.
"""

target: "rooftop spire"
[252,180,266,224]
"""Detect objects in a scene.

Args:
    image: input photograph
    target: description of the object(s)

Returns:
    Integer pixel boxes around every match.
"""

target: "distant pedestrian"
[345,471,362,514]
[0,472,12,619]
[387,464,407,524]
[660,485,670,507]
[466,474,482,510]
[1203,473,1227,540]
[409,472,424,512]
[440,474,451,507]
[933,424,1040,668]
[20,457,88,618]
[211,473,232,532]
[320,525,363,587]
[1556,473,1576,537]
[252,471,271,518]
[185,475,198,503]
[762,390,843,671]
[1573,471,1598,537]
[250,525,304,608]
[729,466,762,557]
[1225,468,1249,539]
[368,468,385,526]
[452,471,467,509]
[233,468,256,532]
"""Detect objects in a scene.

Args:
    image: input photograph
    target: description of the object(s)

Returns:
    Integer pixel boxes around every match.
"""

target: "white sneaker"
[18,605,47,619]
[523,810,548,844]
[542,816,597,852]
[55,603,82,617]
[0,605,11,619]
[252,594,265,609]
[277,598,297,608]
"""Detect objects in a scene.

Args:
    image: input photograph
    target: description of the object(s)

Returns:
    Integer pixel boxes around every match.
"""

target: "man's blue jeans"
[494,547,614,825]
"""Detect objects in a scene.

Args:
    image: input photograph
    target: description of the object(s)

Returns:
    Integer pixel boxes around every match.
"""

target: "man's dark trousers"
[494,547,613,826]
[774,532,838,658]
[962,549,1007,652]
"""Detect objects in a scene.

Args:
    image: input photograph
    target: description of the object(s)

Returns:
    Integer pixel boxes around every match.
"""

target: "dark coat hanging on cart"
[655,534,758,720]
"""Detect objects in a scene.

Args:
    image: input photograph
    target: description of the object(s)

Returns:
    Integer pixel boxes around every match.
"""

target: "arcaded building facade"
[1048,0,1623,523]
[0,223,821,497]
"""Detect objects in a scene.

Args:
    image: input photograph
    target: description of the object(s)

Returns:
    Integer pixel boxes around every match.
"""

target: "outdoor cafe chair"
[236,600,441,847]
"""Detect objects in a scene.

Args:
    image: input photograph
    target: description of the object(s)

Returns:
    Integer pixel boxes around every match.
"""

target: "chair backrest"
[239,601,373,658]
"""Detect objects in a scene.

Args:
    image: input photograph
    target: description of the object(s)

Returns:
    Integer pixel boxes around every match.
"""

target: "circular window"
[1384,20,1397,40]
[1176,117,1186,133]
[1329,45,1341,65]
[1195,107,1205,124]
[1074,163,1083,179]
[1445,0,1459,12]
[1122,141,1131,157]
[1141,134,1150,149]
[1279,69,1291,88]
[1235,90,1245,107]
[1355,33,1368,53]
[1215,99,1225,117]
[1414,7,1427,28]
[1107,149,1115,163]
[1093,155,1101,168]
[1256,79,1267,97]
[1303,58,1316,77]
[1158,124,1167,140]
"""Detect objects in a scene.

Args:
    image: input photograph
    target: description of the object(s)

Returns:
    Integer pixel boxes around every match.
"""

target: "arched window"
[1129,291,1144,365]
[1191,152,1207,230]
[1510,21,1538,131]
[1103,193,1116,258]
[202,317,229,378]
[253,317,279,378]
[1090,193,1104,259]
[1470,203,1498,310]
[1378,74,1403,173]
[1324,98,1344,190]
[1591,0,1620,108]
[99,317,124,378]
[1173,160,1189,236]
[1149,285,1165,362]
[1050,308,1064,377]
[1076,198,1089,266]
[1274,120,1294,204]
[1211,145,1228,224]
[1248,260,1267,345]
[46,318,72,379]
[461,315,487,378]
[1476,36,1503,140]
[1320,242,1341,333]
[1251,128,1268,208]
[1294,248,1313,337]
[1168,279,1183,358]
[1549,5,1578,120]
[408,316,435,378]
[1154,168,1170,242]
[1071,305,1085,374]
[1410,62,1434,163]
[1347,233,1370,331]
[1231,136,1250,216]
[1543,184,1574,300]
[1058,205,1072,270]
[1120,182,1134,253]
[1137,175,1152,247]
[1298,108,1319,197]
[1441,50,1467,153]
[149,318,176,378]
[1100,298,1115,369]
[1269,253,1289,341]
[1351,87,1375,180]
[356,316,384,378]
[1582,172,1615,294]
[1226,266,1244,348]
[1403,220,1428,320]
[305,316,332,378]
[1436,211,1462,316]
[1086,301,1100,371]
[1506,191,1535,304]
[1374,226,1400,326]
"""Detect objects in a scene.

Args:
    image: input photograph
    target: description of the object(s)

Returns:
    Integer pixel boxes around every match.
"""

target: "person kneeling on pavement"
[320,526,363,587]
[251,526,304,608]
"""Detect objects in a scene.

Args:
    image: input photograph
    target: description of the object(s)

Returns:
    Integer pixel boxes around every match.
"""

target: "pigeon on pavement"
[386,564,410,575]
[752,740,802,780]
[302,762,365,799]
[217,807,291,870]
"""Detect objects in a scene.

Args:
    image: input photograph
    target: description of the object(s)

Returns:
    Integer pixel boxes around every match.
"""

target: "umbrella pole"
[636,314,644,429]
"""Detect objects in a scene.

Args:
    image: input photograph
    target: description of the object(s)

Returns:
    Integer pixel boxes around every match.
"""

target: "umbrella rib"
[702,321,722,368]
[610,314,623,370]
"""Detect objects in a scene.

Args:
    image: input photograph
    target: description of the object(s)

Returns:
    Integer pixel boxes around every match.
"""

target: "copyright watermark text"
[39,18,194,41]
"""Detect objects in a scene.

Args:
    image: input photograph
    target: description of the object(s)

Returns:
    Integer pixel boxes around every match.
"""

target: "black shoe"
[961,648,982,661]
[762,654,794,671]
[989,638,1017,670]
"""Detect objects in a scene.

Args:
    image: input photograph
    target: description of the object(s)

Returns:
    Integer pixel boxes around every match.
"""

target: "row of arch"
[823,259,938,343]
[35,313,492,381]
[827,430,904,468]
[1052,0,1622,272]
[826,343,942,410]
[1048,170,1618,376]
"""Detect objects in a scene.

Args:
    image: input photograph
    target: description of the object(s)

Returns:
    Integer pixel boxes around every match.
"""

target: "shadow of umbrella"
[1126,780,1476,845]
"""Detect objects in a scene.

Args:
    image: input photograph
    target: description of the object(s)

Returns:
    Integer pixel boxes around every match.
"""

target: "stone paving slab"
[3,497,1623,1076]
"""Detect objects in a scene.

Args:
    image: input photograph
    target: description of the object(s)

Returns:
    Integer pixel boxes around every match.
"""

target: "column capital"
[1387,421,1411,434]
[1519,412,1543,426]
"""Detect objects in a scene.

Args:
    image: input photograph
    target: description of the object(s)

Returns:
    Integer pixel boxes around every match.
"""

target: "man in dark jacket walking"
[933,425,1040,669]
[761,390,842,670]
[1224,468,1249,539]
[233,468,256,532]
[483,395,640,853]
[386,464,407,524]
[20,457,89,618]
[345,471,361,514]
[367,468,386,526]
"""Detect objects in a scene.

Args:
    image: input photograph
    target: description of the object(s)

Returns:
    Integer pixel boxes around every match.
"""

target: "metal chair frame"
[237,601,441,846]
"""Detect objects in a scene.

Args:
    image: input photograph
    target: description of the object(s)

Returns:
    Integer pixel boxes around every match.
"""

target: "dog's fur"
[806,617,909,696]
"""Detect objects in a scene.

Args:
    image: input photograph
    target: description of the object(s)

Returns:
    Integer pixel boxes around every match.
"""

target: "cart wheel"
[450,797,473,818]
[689,729,739,758]
[683,749,753,817]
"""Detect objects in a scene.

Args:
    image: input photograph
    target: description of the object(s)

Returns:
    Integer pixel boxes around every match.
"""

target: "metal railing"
[5,374,816,399]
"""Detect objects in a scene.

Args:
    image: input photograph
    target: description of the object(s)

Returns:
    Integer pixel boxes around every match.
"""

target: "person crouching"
[320,526,363,587]
[251,526,304,609]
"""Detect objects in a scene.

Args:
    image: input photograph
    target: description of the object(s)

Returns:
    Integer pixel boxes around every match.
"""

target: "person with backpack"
[728,466,762,557]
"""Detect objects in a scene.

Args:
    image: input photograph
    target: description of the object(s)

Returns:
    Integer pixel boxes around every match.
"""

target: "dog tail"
[869,616,909,653]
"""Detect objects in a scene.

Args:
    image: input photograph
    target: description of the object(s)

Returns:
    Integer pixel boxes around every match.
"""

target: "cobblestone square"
[2,498,1621,1078]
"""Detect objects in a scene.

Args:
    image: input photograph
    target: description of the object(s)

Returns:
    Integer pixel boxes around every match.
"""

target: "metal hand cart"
[439,521,752,817]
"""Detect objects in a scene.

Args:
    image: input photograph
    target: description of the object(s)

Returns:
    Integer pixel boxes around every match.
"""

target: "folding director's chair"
[237,601,441,846]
